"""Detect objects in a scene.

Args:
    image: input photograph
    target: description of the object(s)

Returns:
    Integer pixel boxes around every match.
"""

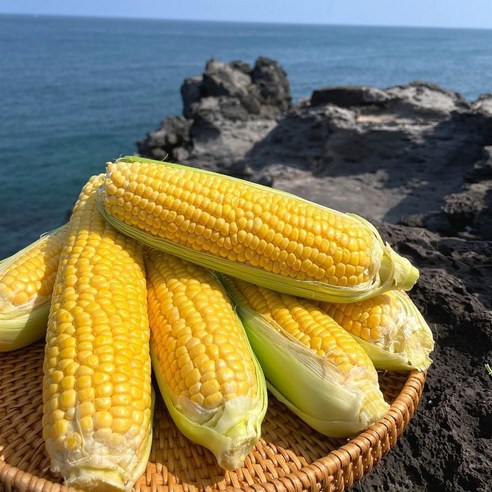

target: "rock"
[136,116,190,162]
[384,81,469,118]
[181,76,203,119]
[311,85,389,108]
[467,146,492,182]
[401,145,492,240]
[475,190,492,239]
[352,223,492,492]
[250,56,292,116]
[201,59,252,100]
[309,81,469,117]
[137,57,291,174]
[472,93,492,116]
[442,183,490,236]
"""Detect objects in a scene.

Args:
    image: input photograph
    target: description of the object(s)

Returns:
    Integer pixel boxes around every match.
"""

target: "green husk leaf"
[97,156,418,303]
[220,275,388,438]
[348,291,434,371]
[0,306,50,352]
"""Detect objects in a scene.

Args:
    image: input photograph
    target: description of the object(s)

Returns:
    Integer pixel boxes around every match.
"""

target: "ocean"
[1,14,492,257]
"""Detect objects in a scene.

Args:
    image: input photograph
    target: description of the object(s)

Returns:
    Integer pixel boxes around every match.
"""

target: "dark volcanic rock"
[446,146,492,240]
[137,116,190,162]
[138,57,291,175]
[311,85,390,108]
[353,224,492,492]
[467,146,492,182]
[181,76,202,119]
[250,56,292,115]
[201,58,252,100]
[401,145,492,240]
[384,81,469,117]
[472,93,492,116]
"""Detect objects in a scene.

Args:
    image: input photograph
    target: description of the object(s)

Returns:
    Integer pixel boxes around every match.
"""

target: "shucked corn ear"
[97,156,419,303]
[321,290,434,371]
[0,225,67,352]
[221,275,389,438]
[43,175,153,491]
[144,248,267,470]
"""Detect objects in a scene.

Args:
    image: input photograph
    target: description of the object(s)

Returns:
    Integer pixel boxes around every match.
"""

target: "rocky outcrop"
[136,58,492,492]
[400,145,492,240]
[137,57,291,176]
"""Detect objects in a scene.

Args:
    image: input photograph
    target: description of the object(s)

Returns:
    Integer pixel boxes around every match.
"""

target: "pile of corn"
[0,157,434,491]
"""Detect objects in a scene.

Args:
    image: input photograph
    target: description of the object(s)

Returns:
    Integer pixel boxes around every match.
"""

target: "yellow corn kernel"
[99,157,419,303]
[320,290,434,370]
[0,225,67,352]
[42,175,152,491]
[145,248,266,470]
[0,226,66,312]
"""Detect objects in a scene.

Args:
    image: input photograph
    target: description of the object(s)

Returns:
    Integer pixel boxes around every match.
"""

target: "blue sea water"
[1,14,492,257]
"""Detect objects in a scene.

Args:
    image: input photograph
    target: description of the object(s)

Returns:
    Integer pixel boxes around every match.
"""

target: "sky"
[1,0,492,29]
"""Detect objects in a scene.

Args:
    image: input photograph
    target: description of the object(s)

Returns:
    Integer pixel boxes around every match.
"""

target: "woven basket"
[0,341,425,492]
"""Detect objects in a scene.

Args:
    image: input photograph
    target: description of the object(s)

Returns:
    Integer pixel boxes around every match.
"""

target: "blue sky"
[1,0,492,29]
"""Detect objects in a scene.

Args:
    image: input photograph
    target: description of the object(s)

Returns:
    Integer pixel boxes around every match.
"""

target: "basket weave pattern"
[0,342,425,492]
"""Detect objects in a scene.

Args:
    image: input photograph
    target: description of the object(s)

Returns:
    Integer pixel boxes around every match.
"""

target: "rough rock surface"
[137,58,492,491]
[137,57,291,176]
[353,223,492,492]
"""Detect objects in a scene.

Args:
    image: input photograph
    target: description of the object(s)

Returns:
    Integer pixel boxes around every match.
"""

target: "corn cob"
[320,290,434,370]
[0,225,67,352]
[221,275,389,438]
[97,156,418,303]
[144,248,267,470]
[43,175,153,492]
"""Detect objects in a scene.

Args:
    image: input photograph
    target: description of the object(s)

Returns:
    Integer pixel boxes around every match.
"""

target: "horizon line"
[1,11,492,32]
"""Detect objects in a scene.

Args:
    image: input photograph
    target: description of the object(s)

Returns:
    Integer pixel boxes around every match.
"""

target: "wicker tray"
[0,342,425,492]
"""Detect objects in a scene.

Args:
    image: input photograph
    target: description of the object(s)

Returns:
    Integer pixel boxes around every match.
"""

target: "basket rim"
[0,369,426,492]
